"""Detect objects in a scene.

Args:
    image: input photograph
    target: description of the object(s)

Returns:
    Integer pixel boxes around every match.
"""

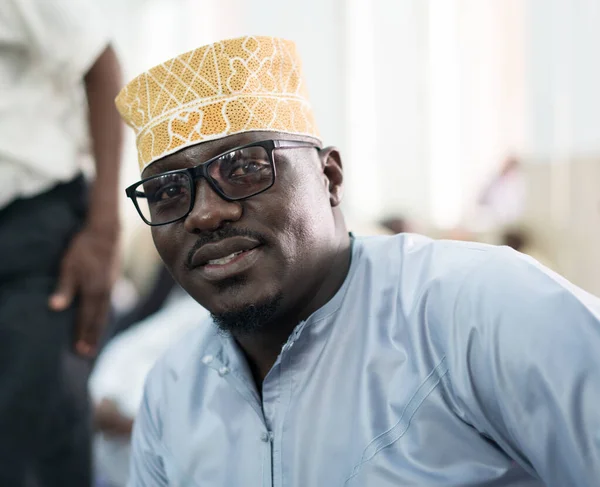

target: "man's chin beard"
[210,293,283,336]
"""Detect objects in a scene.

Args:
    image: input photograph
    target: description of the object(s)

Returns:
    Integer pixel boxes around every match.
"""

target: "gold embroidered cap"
[116,36,321,172]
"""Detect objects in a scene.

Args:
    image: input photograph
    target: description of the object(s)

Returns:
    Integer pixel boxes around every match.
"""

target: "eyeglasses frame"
[125,139,318,226]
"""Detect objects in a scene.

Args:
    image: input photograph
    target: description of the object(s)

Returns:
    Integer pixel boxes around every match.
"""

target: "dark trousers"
[0,177,92,487]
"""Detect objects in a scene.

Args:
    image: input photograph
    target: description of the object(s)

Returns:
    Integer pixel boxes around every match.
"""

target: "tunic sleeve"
[444,247,600,486]
[128,372,169,487]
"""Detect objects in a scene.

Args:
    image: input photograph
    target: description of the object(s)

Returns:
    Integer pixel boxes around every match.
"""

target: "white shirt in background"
[0,0,109,209]
[89,292,210,487]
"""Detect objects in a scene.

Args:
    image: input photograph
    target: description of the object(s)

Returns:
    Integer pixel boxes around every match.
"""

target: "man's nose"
[183,179,242,233]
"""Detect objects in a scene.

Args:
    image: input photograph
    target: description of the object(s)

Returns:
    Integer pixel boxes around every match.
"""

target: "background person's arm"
[50,44,124,356]
[19,0,125,356]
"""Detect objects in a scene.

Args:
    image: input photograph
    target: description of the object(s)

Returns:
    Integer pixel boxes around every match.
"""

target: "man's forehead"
[143,131,317,176]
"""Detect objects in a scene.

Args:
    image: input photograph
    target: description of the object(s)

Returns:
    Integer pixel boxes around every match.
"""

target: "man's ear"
[318,147,344,207]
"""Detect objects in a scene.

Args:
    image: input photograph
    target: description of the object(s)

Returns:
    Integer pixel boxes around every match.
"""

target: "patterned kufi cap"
[115,36,321,172]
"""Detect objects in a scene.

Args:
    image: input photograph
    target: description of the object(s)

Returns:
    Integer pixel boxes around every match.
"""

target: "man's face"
[144,131,343,332]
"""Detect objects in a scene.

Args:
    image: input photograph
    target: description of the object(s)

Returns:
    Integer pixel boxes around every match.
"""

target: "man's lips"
[190,236,262,268]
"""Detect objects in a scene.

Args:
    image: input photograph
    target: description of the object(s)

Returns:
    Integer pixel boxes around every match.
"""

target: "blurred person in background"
[380,215,412,234]
[89,292,208,487]
[0,1,122,486]
[118,36,600,486]
[500,226,556,271]
[106,264,176,341]
[470,155,526,232]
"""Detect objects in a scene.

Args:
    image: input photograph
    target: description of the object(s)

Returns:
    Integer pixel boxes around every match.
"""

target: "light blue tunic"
[129,234,600,486]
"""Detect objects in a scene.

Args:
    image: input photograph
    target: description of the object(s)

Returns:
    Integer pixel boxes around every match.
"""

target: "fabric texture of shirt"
[0,0,108,208]
[129,234,600,486]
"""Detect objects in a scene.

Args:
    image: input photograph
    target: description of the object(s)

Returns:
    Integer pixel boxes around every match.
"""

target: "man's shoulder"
[356,232,494,255]
[354,235,570,348]
[351,234,564,319]
[355,233,497,287]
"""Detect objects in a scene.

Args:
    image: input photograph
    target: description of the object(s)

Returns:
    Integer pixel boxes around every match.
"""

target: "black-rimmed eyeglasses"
[125,139,318,226]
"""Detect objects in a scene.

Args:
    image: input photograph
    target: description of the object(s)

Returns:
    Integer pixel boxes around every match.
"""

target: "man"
[116,36,600,486]
[0,1,122,485]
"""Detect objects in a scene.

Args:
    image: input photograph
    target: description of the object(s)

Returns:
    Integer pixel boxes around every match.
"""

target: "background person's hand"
[94,398,134,438]
[49,226,119,357]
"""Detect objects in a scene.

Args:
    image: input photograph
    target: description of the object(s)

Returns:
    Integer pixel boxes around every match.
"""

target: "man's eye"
[158,185,185,200]
[146,182,187,203]
[229,161,266,178]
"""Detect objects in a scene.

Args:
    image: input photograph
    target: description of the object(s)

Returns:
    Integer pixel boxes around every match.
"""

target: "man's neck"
[235,233,353,387]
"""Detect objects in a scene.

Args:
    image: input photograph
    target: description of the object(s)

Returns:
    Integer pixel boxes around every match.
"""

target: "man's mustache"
[186,228,267,269]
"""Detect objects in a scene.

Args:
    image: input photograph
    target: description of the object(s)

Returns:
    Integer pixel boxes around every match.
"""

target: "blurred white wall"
[521,0,600,295]
[525,0,600,160]
[345,0,430,223]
